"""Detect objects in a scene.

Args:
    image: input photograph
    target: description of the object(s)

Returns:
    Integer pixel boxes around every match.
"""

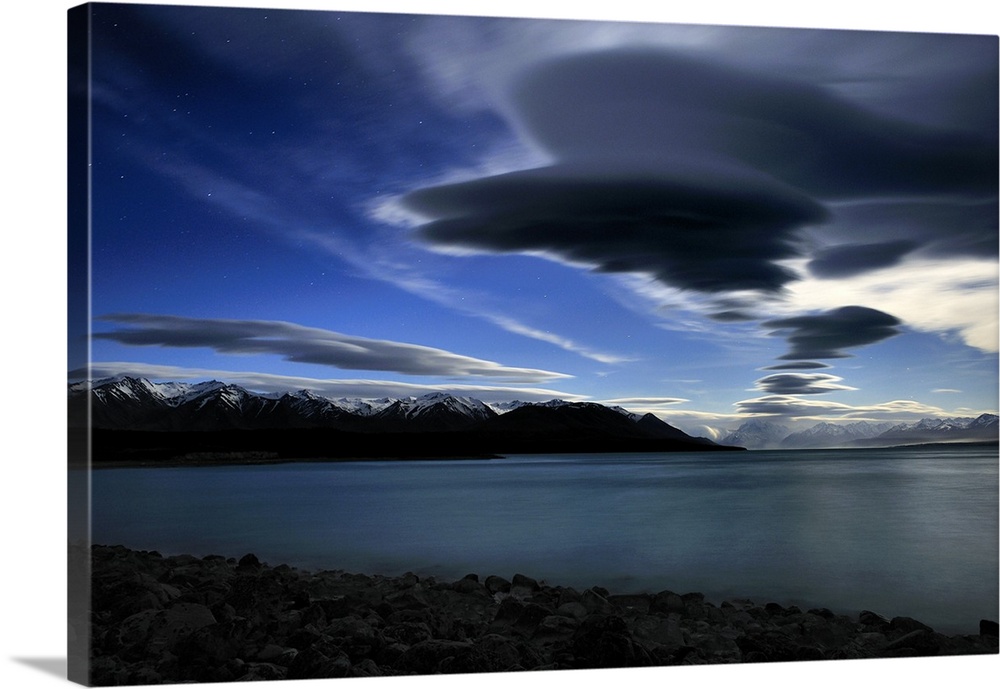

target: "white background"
[1,1,997,688]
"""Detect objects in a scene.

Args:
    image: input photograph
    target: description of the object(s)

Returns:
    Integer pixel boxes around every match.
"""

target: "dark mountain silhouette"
[69,377,741,463]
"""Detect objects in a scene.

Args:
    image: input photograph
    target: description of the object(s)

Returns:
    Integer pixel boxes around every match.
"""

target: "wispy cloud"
[299,232,634,366]
[484,314,633,365]
[71,361,587,404]
[94,313,571,383]
[600,396,690,408]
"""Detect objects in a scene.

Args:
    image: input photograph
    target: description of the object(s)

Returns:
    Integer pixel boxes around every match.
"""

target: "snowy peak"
[69,378,726,448]
[721,419,790,450]
[723,414,997,449]
[781,421,894,449]
[372,393,499,431]
[871,414,998,445]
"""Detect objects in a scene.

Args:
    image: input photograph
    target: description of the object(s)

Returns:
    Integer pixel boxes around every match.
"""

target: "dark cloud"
[407,162,824,294]
[404,47,996,300]
[753,372,855,395]
[807,240,919,278]
[761,361,830,371]
[765,306,902,360]
[708,310,757,322]
[513,49,996,200]
[93,314,570,382]
[819,199,998,261]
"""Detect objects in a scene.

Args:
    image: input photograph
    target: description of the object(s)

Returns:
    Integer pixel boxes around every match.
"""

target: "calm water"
[89,446,998,633]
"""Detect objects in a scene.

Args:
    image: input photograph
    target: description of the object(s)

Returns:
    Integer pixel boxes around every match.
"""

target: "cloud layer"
[72,361,585,404]
[753,372,856,395]
[764,306,902,361]
[400,44,996,360]
[406,162,824,294]
[403,48,996,301]
[94,314,570,383]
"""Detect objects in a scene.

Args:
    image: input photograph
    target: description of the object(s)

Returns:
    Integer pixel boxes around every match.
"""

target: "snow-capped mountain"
[71,378,997,453]
[721,419,790,450]
[723,415,998,450]
[780,421,894,449]
[865,414,998,446]
[70,377,739,462]
[372,393,498,431]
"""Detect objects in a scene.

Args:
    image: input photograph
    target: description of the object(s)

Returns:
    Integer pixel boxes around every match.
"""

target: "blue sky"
[73,1,998,438]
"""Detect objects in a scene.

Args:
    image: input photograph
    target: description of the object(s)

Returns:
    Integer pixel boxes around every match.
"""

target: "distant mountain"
[780,421,894,449]
[858,414,998,447]
[723,414,998,450]
[69,377,741,463]
[721,419,789,450]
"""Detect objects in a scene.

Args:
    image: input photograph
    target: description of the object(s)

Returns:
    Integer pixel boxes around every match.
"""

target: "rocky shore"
[86,544,998,685]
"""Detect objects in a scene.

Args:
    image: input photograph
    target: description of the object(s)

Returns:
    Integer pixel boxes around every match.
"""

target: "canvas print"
[67,2,999,685]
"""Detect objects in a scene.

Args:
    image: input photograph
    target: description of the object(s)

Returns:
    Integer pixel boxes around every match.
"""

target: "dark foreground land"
[81,545,998,685]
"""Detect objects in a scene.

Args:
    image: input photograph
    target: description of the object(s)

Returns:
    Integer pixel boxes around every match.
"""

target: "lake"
[88,445,998,634]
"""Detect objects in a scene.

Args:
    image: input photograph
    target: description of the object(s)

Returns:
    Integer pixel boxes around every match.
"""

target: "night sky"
[75,1,998,438]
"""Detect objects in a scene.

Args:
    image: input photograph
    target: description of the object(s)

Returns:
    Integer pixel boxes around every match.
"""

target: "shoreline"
[86,452,505,469]
[83,544,998,685]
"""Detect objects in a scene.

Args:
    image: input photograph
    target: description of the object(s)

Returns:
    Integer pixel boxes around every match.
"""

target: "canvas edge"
[67,3,93,686]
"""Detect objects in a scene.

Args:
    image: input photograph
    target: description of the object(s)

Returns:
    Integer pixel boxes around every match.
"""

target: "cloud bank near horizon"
[93,314,571,383]
[70,361,587,404]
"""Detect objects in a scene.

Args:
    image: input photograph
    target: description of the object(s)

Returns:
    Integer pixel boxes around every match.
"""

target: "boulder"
[393,639,474,674]
[884,629,941,657]
[571,614,650,668]
[484,575,511,595]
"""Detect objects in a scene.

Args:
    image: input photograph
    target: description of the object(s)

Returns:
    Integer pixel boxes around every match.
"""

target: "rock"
[579,587,616,615]
[510,573,540,597]
[513,603,555,634]
[859,610,890,628]
[237,553,262,571]
[383,621,433,645]
[445,634,523,673]
[608,593,652,615]
[351,658,383,676]
[286,647,352,679]
[452,576,486,595]
[87,544,1000,682]
[651,590,685,615]
[384,589,430,611]
[736,630,805,663]
[890,616,933,634]
[556,601,589,621]
[631,614,685,650]
[484,575,511,595]
[808,607,835,619]
[393,639,474,674]
[240,662,287,681]
[533,614,579,640]
[884,629,941,656]
[571,614,650,668]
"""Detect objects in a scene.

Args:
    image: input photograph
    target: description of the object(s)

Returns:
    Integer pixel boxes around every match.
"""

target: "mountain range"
[69,377,997,462]
[721,414,998,450]
[69,377,737,463]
